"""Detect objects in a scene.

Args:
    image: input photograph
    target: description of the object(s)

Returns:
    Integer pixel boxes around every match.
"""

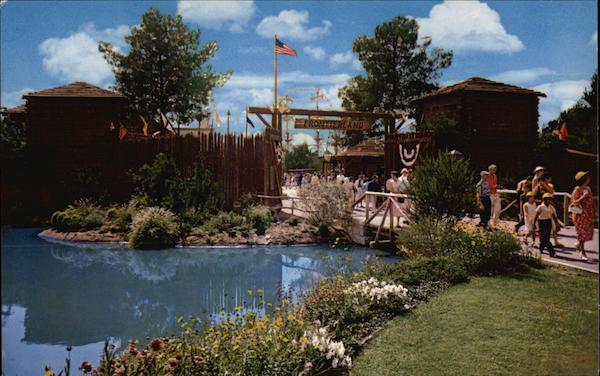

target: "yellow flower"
[44,369,55,376]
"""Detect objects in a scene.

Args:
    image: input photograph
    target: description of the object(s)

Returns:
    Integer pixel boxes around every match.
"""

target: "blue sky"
[1,0,597,147]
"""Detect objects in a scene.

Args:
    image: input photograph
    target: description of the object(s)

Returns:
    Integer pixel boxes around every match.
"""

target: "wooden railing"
[352,191,411,246]
[497,189,573,226]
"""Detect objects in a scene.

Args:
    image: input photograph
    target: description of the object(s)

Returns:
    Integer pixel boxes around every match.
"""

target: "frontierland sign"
[294,118,371,131]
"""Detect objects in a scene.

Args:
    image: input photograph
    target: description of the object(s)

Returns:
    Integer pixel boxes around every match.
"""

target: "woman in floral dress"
[571,171,596,261]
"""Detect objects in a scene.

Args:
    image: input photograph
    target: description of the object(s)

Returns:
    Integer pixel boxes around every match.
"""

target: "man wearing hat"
[533,192,560,257]
[532,166,545,192]
[476,171,492,227]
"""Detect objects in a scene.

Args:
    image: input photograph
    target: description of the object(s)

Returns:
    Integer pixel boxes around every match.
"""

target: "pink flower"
[149,338,164,351]
[167,357,179,370]
[79,361,93,373]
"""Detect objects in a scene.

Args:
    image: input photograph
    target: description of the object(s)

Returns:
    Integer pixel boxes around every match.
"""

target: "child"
[522,191,537,245]
[533,193,560,257]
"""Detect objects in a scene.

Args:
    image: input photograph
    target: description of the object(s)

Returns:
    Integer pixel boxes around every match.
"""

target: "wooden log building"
[411,77,546,179]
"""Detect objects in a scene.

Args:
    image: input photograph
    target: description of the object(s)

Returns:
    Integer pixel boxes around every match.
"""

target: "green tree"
[99,8,231,128]
[284,143,322,171]
[546,70,597,153]
[420,114,474,153]
[338,16,453,145]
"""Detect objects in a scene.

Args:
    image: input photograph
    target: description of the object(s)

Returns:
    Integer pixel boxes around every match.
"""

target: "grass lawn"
[351,265,598,376]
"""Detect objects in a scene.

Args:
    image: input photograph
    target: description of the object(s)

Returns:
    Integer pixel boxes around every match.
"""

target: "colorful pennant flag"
[118,126,128,141]
[212,111,222,128]
[558,121,569,139]
[139,115,149,136]
[246,113,255,128]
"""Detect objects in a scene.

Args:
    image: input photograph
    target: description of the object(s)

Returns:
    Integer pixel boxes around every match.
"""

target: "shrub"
[129,207,179,249]
[454,227,525,276]
[395,216,459,257]
[298,182,352,230]
[131,153,180,207]
[50,199,105,232]
[303,276,411,348]
[245,205,276,235]
[201,211,248,234]
[408,152,476,220]
[385,256,469,287]
[81,306,352,375]
[104,205,133,233]
[286,217,299,226]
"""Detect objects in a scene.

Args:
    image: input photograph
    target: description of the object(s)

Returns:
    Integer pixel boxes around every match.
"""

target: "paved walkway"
[280,187,598,273]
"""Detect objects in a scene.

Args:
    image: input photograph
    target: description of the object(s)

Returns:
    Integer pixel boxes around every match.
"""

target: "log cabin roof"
[2,104,27,113]
[23,82,124,98]
[334,138,384,158]
[412,77,546,103]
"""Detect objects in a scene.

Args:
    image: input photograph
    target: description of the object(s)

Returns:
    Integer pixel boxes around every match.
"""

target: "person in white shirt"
[354,174,366,208]
[522,191,537,245]
[533,193,560,257]
[386,171,402,225]
[398,168,410,193]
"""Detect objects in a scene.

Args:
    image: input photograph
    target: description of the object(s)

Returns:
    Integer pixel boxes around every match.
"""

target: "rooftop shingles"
[23,82,124,98]
[413,77,547,102]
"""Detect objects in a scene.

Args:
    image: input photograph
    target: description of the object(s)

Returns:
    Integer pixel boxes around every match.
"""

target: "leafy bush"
[104,205,133,233]
[303,276,411,348]
[298,182,352,230]
[201,211,248,234]
[384,256,469,287]
[395,216,459,257]
[453,226,525,276]
[50,199,105,232]
[245,205,276,235]
[132,153,223,217]
[129,207,179,249]
[132,153,181,207]
[77,304,352,375]
[408,152,476,220]
[286,217,299,226]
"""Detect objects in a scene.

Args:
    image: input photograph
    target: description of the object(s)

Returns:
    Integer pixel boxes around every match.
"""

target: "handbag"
[568,204,582,215]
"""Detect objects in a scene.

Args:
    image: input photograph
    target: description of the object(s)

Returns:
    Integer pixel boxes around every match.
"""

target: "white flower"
[332,358,339,368]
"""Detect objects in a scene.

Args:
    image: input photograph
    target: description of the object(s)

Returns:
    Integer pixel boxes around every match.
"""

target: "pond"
[1,226,396,375]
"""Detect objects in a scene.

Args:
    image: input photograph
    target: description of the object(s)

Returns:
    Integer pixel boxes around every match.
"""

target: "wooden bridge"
[259,187,410,248]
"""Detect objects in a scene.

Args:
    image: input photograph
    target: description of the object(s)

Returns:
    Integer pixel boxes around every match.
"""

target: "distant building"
[22,82,128,145]
[411,77,546,178]
[331,138,384,178]
[0,104,27,128]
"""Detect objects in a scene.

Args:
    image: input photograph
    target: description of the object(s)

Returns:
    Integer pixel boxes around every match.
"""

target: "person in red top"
[487,164,501,225]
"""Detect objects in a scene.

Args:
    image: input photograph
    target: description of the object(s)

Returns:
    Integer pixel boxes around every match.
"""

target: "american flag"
[275,37,297,57]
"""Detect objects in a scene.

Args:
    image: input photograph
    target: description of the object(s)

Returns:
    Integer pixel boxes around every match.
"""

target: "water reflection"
[1,227,395,374]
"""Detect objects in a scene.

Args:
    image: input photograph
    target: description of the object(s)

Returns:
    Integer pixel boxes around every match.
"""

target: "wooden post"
[365,193,370,222]
[563,194,569,227]
[389,198,393,239]
[273,34,278,132]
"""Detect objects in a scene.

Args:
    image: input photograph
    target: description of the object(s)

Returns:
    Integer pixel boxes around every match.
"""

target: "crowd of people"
[476,164,596,261]
[283,168,414,213]
[284,163,596,262]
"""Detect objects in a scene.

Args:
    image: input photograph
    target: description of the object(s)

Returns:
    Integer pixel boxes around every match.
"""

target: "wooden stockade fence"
[26,133,280,211]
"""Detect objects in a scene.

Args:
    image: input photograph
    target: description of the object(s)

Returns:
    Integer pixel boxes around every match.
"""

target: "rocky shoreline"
[38,222,323,248]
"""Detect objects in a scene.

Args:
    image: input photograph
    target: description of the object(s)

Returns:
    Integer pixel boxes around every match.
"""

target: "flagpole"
[245,107,249,138]
[274,34,278,131]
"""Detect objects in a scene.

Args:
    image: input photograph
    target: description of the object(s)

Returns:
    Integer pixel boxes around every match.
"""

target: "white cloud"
[533,80,589,124]
[256,10,331,41]
[490,67,555,85]
[417,1,524,54]
[38,23,130,85]
[304,45,326,60]
[591,31,598,44]
[177,1,255,32]
[329,51,361,70]
[225,71,351,90]
[239,46,268,54]
[1,87,34,108]
[292,132,317,147]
